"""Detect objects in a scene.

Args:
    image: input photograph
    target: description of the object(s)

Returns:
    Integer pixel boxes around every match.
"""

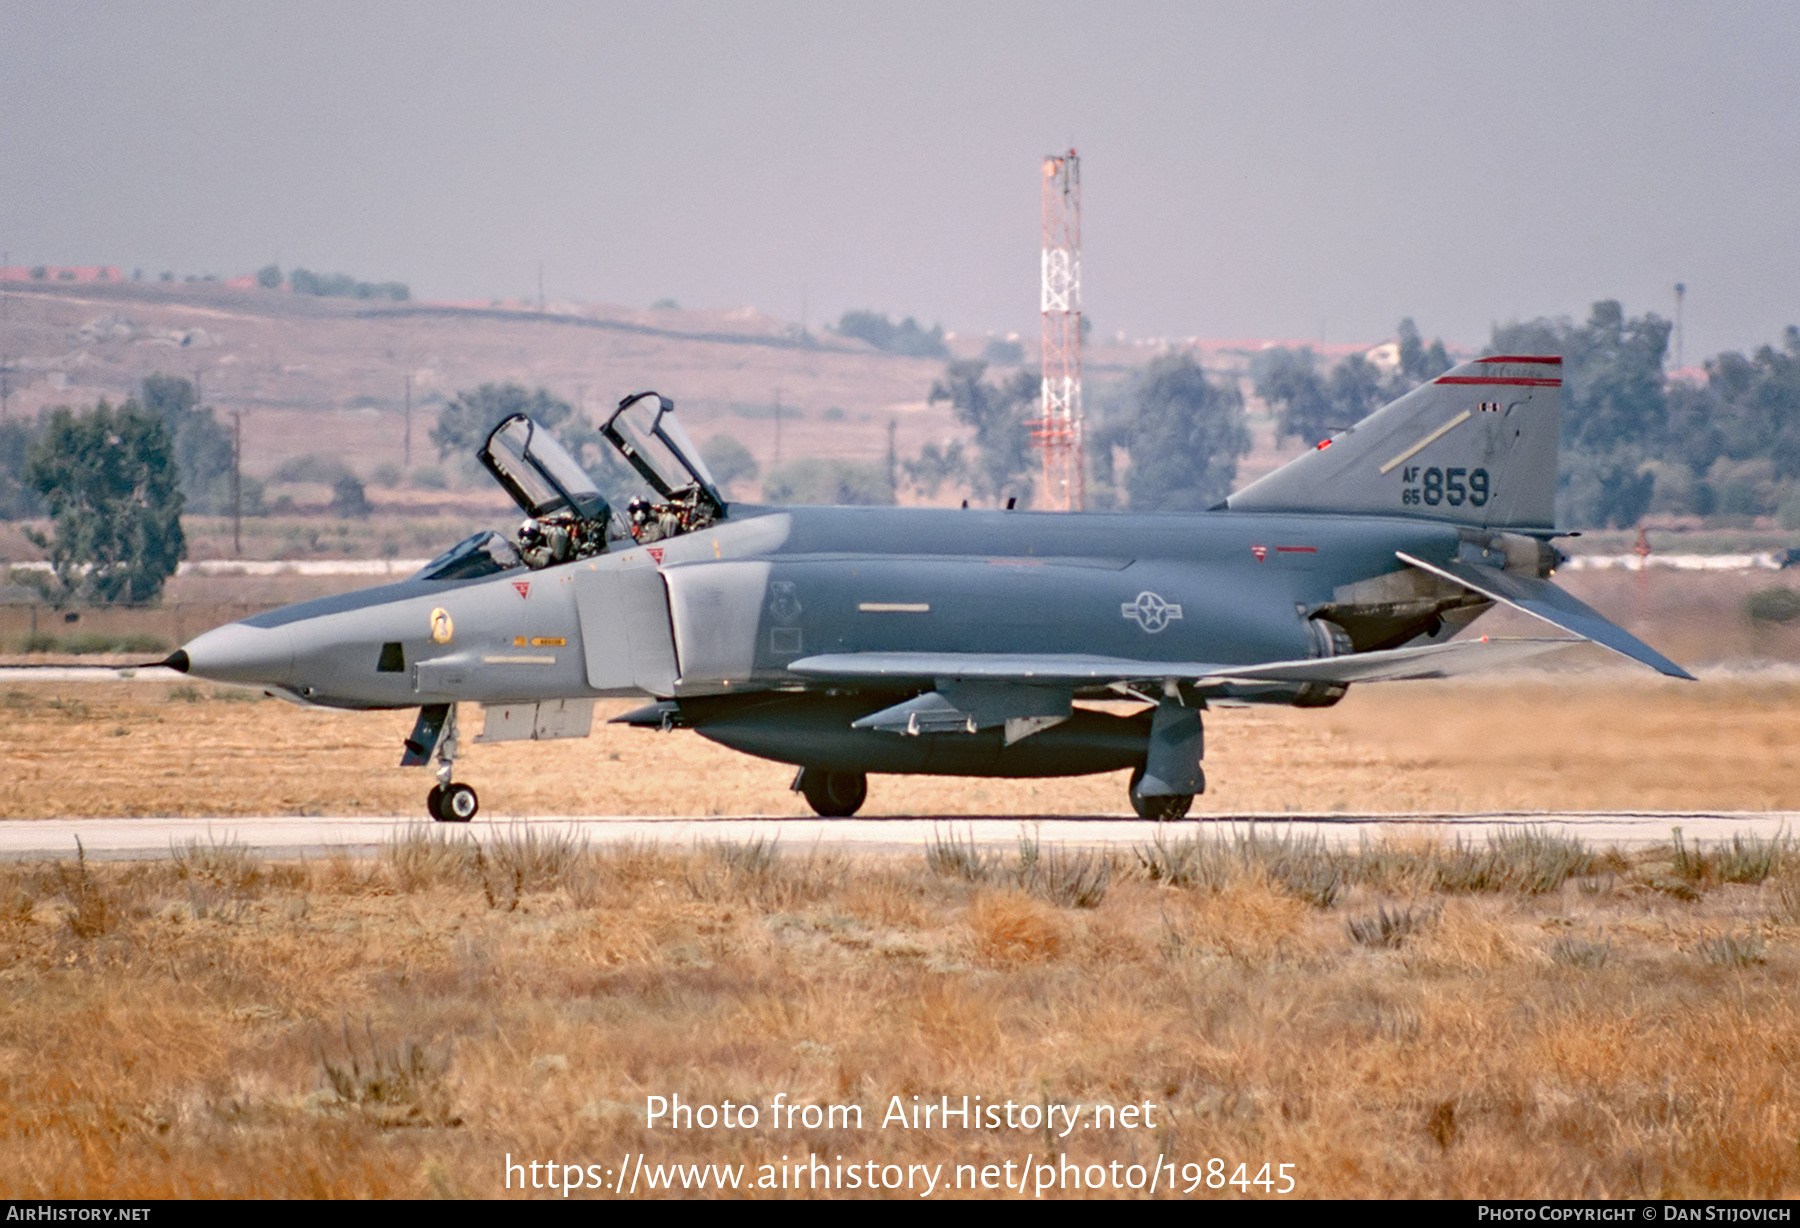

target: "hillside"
[0,279,1307,508]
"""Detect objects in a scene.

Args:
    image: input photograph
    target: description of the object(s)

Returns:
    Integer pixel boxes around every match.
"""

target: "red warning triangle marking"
[511,580,531,599]
[1250,545,1268,562]
[647,547,665,565]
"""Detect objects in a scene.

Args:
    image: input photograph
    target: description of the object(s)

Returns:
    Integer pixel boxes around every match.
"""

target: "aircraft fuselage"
[177,503,1465,713]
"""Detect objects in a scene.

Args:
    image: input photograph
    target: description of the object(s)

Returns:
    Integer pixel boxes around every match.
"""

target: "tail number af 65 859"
[1400,466,1489,508]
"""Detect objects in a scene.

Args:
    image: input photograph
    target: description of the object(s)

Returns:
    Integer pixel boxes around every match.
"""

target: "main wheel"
[426,784,447,820]
[798,768,867,818]
[1129,765,1196,821]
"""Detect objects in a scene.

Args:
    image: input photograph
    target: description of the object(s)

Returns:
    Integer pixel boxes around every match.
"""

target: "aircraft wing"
[786,636,1583,688]
[1395,552,1695,680]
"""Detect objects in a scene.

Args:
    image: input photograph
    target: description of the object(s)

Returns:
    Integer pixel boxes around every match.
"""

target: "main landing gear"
[405,703,480,822]
[1128,764,1198,821]
[1128,696,1205,820]
[794,767,867,818]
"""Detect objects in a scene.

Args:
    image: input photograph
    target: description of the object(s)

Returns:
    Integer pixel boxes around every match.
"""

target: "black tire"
[798,768,867,818]
[426,784,447,821]
[1129,765,1196,821]
[441,782,479,823]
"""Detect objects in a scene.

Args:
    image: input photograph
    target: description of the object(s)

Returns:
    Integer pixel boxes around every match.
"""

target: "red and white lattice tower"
[1036,149,1083,510]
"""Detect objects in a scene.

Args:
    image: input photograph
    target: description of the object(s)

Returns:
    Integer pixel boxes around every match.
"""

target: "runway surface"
[0,666,189,683]
[3,811,1793,860]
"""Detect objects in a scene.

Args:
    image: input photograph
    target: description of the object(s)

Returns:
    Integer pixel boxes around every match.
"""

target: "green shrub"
[1745,587,1800,624]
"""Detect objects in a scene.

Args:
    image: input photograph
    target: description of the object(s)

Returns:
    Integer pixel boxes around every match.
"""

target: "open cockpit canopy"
[601,392,725,520]
[475,393,724,562]
[479,414,612,525]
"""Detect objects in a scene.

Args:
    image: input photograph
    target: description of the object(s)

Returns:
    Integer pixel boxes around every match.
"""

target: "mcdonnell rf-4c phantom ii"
[166,361,1691,821]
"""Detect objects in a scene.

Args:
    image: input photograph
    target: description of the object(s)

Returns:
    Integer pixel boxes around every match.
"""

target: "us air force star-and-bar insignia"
[1122,590,1183,634]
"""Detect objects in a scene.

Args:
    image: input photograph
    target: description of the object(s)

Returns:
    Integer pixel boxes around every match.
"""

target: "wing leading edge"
[787,636,1583,688]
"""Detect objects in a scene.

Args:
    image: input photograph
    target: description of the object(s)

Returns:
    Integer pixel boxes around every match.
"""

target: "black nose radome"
[163,650,190,673]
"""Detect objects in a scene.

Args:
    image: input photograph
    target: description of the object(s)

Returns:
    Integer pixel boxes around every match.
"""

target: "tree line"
[833,310,950,359]
[2,376,255,523]
[900,303,1800,528]
[1256,304,1800,529]
[10,300,1799,607]
[256,264,410,301]
[894,351,1248,513]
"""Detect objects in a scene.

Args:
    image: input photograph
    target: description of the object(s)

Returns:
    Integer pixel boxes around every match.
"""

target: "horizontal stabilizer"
[1397,552,1696,680]
[788,637,1582,688]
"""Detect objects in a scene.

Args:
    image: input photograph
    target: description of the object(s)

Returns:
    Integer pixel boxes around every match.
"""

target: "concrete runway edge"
[2,812,1794,861]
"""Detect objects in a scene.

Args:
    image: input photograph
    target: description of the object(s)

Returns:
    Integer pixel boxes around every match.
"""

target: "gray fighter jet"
[165,360,1690,821]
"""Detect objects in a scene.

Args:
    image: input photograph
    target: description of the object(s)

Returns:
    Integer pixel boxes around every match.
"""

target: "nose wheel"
[428,782,479,823]
[405,703,481,822]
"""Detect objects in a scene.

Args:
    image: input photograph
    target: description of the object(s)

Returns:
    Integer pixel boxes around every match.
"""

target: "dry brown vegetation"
[3,673,1800,819]
[1,826,1797,1198]
[5,671,1799,1197]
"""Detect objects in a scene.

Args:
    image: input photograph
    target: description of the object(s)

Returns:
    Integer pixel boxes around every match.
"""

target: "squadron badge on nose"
[767,581,803,624]
[429,607,454,644]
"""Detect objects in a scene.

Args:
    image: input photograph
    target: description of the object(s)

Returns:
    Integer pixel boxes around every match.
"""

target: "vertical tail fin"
[1229,356,1561,532]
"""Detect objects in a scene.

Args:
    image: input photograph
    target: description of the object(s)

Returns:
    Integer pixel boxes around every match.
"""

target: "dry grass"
[4,675,1800,819]
[968,890,1067,964]
[928,827,1114,907]
[3,674,1799,1196]
[0,830,1796,1198]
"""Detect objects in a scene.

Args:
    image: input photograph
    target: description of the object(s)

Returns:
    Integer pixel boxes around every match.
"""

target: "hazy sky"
[4,1,1797,361]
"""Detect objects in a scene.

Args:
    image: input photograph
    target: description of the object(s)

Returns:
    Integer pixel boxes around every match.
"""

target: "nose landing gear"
[404,703,480,822]
[430,706,479,822]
